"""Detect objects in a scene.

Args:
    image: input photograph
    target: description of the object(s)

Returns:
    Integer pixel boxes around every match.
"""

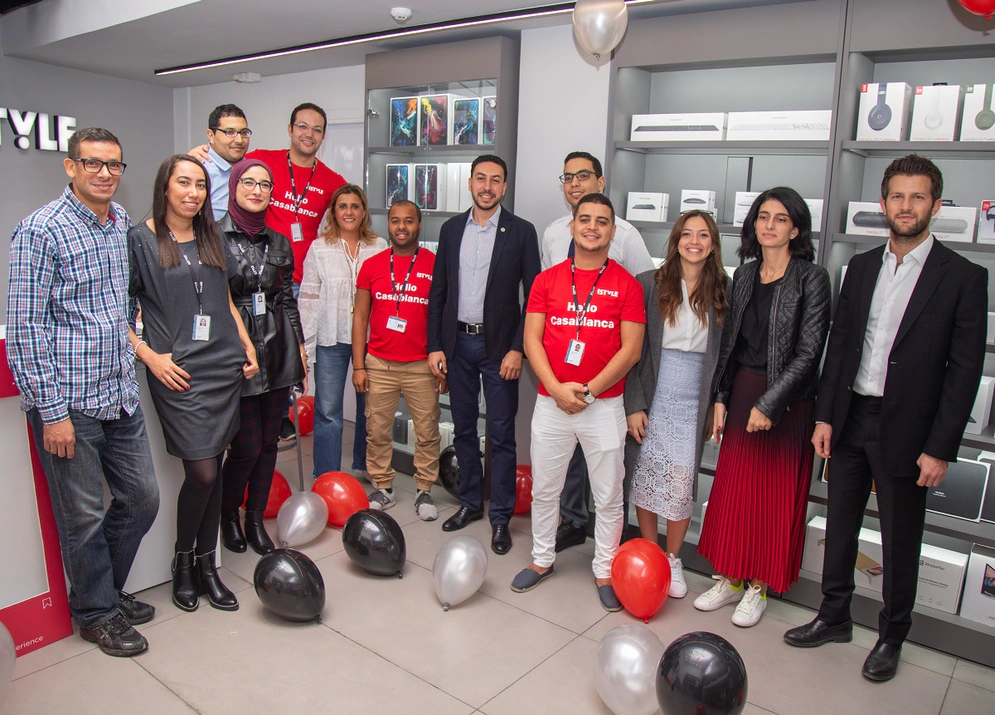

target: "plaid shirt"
[6,185,140,423]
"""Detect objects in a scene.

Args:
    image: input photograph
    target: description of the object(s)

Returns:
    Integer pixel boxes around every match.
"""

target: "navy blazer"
[427,207,541,360]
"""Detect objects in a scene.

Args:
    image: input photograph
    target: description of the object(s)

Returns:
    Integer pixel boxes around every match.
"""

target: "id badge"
[290,222,304,242]
[565,339,585,366]
[252,291,267,316]
[192,314,211,341]
[387,315,407,333]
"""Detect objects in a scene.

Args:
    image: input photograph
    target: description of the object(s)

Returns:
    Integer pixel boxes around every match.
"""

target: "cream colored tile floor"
[4,427,994,714]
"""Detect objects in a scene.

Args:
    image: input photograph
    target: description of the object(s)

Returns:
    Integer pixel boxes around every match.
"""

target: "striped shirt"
[6,185,140,423]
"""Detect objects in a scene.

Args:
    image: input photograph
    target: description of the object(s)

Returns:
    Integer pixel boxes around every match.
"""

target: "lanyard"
[286,151,316,218]
[389,248,420,317]
[570,258,608,339]
[170,231,205,315]
[234,240,269,292]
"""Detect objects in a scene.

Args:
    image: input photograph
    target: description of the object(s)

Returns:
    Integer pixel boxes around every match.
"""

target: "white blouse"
[661,280,709,353]
[298,235,388,350]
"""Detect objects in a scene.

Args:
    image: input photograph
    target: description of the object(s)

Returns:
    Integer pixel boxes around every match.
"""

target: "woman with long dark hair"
[695,186,830,627]
[624,210,727,600]
[128,155,258,613]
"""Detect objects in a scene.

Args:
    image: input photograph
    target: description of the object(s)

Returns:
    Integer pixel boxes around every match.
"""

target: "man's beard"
[887,213,931,241]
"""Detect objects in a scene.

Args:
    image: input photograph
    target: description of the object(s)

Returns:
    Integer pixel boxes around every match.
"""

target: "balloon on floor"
[253,548,325,622]
[594,625,665,715]
[514,464,532,514]
[246,469,291,519]
[437,445,461,499]
[289,395,315,436]
[276,491,328,547]
[657,631,748,715]
[343,509,406,577]
[0,621,14,702]
[610,538,672,622]
[433,535,488,610]
[312,471,367,527]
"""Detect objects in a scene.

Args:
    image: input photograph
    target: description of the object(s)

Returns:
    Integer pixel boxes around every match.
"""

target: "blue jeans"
[313,343,367,477]
[27,406,159,628]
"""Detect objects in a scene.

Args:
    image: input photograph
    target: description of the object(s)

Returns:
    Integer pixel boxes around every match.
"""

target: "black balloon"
[342,509,406,577]
[656,631,748,715]
[253,548,325,622]
[438,446,461,499]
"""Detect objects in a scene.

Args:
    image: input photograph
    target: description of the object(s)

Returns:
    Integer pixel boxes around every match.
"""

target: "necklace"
[761,261,788,282]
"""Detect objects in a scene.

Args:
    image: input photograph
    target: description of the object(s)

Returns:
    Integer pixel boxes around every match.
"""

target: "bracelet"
[353,367,367,371]
[135,339,147,353]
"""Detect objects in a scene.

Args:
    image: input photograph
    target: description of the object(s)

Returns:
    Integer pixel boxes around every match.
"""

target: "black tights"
[175,454,224,556]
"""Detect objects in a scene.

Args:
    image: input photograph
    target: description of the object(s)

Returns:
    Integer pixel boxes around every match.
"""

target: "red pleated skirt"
[697,368,814,594]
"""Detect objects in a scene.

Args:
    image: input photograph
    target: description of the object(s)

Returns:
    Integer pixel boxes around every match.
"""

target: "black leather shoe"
[491,524,512,555]
[221,510,247,553]
[243,510,275,554]
[554,521,587,552]
[442,506,484,532]
[196,551,239,611]
[171,550,199,612]
[117,591,155,626]
[79,612,148,657]
[783,617,853,647]
[862,641,901,682]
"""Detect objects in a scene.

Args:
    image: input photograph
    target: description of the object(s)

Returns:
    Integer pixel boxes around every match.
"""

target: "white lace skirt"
[630,348,704,521]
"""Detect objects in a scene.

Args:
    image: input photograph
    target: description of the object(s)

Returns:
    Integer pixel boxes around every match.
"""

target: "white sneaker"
[667,554,688,599]
[368,488,396,511]
[414,490,438,521]
[731,584,767,627]
[693,577,742,612]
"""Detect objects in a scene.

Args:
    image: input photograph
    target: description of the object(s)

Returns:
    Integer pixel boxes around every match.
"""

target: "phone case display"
[630,113,727,141]
[725,110,832,141]
[390,97,420,147]
[978,201,995,244]
[960,545,995,626]
[419,95,451,146]
[481,96,497,144]
[856,82,913,141]
[414,164,444,211]
[453,98,480,145]
[961,84,995,141]
[910,85,964,142]
[386,164,410,208]
[926,458,989,521]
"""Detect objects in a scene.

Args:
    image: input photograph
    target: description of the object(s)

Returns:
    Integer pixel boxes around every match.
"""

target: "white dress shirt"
[661,280,709,353]
[853,235,935,397]
[541,213,656,275]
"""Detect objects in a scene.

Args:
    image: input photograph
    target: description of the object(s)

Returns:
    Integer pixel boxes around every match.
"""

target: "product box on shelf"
[960,84,995,141]
[392,411,407,444]
[439,421,455,449]
[386,164,411,208]
[413,163,446,211]
[725,110,832,141]
[805,199,824,229]
[732,191,761,227]
[445,164,462,212]
[977,452,995,524]
[481,96,497,145]
[910,85,965,142]
[987,312,995,344]
[626,192,669,222]
[965,376,995,436]
[406,419,416,449]
[458,163,474,213]
[630,113,727,142]
[978,201,995,244]
[680,190,716,214]
[452,97,480,145]
[389,97,420,147]
[419,94,451,146]
[960,545,995,627]
[856,82,913,141]
[926,458,989,521]
[847,202,977,241]
[846,201,887,235]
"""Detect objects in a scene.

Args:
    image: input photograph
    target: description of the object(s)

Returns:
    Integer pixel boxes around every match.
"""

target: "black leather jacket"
[221,216,305,396]
[712,258,831,424]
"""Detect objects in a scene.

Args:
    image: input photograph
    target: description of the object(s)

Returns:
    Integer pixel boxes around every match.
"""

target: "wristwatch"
[582,384,595,405]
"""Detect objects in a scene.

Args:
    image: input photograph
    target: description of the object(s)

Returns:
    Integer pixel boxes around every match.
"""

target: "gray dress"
[128,224,244,460]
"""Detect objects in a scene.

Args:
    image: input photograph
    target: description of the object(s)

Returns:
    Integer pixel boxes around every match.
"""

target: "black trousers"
[818,394,929,645]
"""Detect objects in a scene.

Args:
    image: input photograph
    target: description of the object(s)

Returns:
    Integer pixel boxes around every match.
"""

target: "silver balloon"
[594,625,665,715]
[432,535,488,610]
[276,492,329,547]
[0,620,14,702]
[573,0,629,60]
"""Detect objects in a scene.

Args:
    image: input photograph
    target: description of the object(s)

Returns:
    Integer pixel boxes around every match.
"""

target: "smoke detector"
[390,7,413,23]
[233,72,262,84]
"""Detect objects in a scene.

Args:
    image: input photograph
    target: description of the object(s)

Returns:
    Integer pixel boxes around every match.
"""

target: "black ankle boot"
[244,510,275,554]
[196,551,238,611]
[171,549,199,612]
[221,510,247,553]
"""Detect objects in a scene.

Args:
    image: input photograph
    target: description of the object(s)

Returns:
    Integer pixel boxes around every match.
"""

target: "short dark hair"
[388,199,422,223]
[563,151,603,177]
[572,192,615,223]
[738,186,815,262]
[208,104,246,129]
[881,154,943,204]
[67,127,120,160]
[471,154,508,181]
[290,102,327,131]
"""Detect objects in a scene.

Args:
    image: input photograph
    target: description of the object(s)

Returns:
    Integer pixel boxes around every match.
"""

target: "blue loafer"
[598,584,623,612]
[510,566,554,593]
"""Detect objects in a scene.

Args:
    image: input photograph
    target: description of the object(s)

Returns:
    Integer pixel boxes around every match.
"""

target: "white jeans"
[530,394,626,579]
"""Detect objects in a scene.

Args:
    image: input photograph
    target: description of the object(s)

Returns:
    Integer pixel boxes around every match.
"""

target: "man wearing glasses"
[201,103,252,221]
[6,128,160,657]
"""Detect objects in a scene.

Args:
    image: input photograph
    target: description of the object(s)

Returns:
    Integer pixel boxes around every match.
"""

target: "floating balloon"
[573,0,629,61]
[514,464,533,515]
[245,469,292,519]
[433,536,488,610]
[253,548,325,622]
[438,445,461,499]
[0,621,13,703]
[594,625,666,715]
[957,1,995,20]
[276,491,328,547]
[657,632,748,715]
[312,471,368,527]
[289,395,315,436]
[610,538,671,622]
[343,509,406,577]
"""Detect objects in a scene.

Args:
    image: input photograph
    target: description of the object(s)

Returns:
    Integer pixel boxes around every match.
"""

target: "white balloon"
[594,625,665,715]
[276,492,329,547]
[0,621,14,702]
[433,536,488,610]
[573,0,629,60]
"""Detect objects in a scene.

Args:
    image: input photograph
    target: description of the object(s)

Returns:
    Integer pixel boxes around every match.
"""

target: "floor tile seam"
[936,676,954,715]
[951,666,995,695]
[10,644,97,682]
[131,658,205,714]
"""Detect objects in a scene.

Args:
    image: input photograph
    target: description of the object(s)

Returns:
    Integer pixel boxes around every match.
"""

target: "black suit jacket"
[815,238,988,477]
[427,207,541,360]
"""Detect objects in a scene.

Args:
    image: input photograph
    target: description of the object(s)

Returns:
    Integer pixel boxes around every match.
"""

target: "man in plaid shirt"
[6,127,160,657]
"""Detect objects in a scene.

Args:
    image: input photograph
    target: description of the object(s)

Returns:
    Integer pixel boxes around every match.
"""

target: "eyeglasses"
[292,122,324,136]
[238,178,274,193]
[559,170,596,184]
[75,158,127,175]
[212,127,252,139]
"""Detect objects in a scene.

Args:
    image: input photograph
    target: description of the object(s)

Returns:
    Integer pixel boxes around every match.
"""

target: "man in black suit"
[784,155,987,682]
[428,154,541,554]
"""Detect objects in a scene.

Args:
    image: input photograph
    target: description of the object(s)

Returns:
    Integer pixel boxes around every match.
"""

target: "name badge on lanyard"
[193,314,211,341]
[565,339,585,366]
[253,291,267,316]
[290,222,304,242]
[565,258,608,368]
[287,152,315,244]
[387,315,407,333]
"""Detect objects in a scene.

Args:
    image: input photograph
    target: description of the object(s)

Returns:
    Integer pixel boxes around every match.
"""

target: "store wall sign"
[0,108,77,152]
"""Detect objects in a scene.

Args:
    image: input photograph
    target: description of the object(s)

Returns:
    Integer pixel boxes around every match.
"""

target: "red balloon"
[514,464,533,514]
[958,0,995,19]
[244,469,292,519]
[289,395,315,436]
[610,538,672,623]
[312,471,368,527]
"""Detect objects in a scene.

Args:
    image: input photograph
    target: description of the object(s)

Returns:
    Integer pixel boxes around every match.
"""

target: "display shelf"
[831,232,995,254]
[616,140,829,156]
[366,145,486,157]
[841,140,995,159]
[369,208,462,219]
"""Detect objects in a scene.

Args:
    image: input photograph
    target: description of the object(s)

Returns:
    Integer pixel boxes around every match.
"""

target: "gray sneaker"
[368,488,396,510]
[415,490,438,521]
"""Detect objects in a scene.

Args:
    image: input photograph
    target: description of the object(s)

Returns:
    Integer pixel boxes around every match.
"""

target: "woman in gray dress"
[624,210,728,600]
[128,155,258,613]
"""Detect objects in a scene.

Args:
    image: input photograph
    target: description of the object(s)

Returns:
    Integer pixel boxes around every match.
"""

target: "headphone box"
[630,113,727,142]
[856,82,912,141]
[961,84,995,141]
[910,85,964,141]
[978,200,995,244]
[960,545,995,627]
[846,201,888,236]
[626,192,668,222]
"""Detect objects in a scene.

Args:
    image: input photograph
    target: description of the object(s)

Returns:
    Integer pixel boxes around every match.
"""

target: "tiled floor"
[5,427,995,714]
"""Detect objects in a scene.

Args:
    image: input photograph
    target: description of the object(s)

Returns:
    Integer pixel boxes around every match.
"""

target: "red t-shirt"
[527,259,645,398]
[356,248,435,363]
[247,149,346,283]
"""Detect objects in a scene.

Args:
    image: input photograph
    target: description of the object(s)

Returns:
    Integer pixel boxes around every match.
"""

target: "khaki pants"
[365,354,440,492]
